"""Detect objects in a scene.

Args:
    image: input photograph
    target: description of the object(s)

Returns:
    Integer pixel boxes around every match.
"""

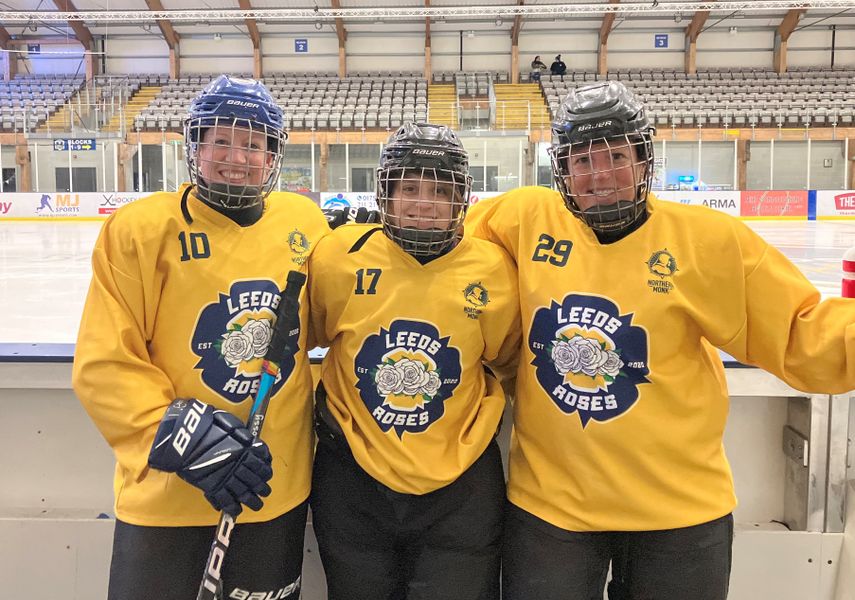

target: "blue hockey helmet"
[184,75,287,210]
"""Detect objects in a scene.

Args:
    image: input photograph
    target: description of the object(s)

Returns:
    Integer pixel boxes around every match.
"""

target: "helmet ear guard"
[549,81,656,234]
[376,123,472,257]
[184,75,287,210]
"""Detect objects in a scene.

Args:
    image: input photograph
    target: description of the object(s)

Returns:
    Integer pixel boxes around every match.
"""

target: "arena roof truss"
[49,0,93,48]
[2,2,853,23]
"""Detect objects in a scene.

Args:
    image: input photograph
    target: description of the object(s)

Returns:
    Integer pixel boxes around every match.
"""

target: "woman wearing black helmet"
[467,80,855,600]
[307,122,521,599]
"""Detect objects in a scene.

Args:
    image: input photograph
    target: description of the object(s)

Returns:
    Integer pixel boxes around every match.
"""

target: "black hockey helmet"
[376,122,472,257]
[549,81,655,234]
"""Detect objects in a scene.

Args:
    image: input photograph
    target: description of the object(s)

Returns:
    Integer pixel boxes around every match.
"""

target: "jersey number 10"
[178,231,211,262]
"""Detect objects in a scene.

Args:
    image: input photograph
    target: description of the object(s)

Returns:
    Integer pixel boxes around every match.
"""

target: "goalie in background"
[72,75,328,600]
[307,122,521,600]
[467,80,855,600]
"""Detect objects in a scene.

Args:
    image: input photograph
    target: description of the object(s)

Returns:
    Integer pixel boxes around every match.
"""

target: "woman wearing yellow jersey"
[308,123,521,600]
[72,75,328,600]
[467,81,855,600]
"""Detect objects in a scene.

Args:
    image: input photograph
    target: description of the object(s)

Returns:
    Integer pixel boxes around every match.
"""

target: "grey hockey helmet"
[376,122,472,257]
[549,81,655,234]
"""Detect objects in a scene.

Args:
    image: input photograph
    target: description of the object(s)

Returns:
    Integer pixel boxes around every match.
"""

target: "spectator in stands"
[467,80,855,600]
[73,74,328,600]
[530,55,548,82]
[550,54,567,76]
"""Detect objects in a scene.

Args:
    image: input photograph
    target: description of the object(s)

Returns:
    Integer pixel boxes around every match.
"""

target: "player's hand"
[148,399,273,516]
[323,207,381,229]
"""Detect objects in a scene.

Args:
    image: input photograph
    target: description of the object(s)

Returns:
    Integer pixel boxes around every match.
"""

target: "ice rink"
[1,218,854,345]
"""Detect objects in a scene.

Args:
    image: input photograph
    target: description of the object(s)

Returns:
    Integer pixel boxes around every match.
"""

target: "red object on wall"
[843,246,855,298]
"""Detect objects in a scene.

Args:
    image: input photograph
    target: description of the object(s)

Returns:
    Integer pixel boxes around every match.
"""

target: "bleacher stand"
[0,74,84,131]
[133,71,428,131]
[15,67,852,134]
[538,67,855,129]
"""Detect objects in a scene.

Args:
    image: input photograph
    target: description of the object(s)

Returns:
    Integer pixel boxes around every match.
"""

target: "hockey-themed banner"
[740,190,809,219]
[815,191,855,219]
[3,190,853,220]
[320,192,378,211]
[318,190,505,212]
[0,192,147,219]
[656,191,740,216]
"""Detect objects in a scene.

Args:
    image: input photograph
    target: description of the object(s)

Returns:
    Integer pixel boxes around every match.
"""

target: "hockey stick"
[196,270,308,600]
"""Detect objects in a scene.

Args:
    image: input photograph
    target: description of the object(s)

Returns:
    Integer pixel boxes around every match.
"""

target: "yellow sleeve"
[306,232,337,350]
[719,225,855,394]
[481,248,522,385]
[71,216,175,479]
[289,195,331,350]
[465,192,522,262]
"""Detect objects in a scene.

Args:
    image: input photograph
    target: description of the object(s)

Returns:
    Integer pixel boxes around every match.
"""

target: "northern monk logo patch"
[529,294,650,427]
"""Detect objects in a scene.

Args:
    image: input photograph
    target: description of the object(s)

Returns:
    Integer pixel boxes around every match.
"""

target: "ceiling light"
[729,26,738,35]
[467,30,475,38]
[314,21,323,30]
[495,18,503,27]
[674,13,682,23]
[213,32,222,41]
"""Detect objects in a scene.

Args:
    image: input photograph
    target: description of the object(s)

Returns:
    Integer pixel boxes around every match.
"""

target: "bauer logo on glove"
[149,398,273,516]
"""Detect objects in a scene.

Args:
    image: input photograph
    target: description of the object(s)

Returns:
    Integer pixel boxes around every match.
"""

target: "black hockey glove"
[323,206,381,230]
[148,399,273,516]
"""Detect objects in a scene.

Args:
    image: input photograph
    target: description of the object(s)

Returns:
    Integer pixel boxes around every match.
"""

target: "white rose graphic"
[568,336,609,376]
[397,359,431,396]
[551,340,581,376]
[601,350,624,378]
[243,318,273,358]
[221,329,255,367]
[421,371,441,397]
[375,364,405,396]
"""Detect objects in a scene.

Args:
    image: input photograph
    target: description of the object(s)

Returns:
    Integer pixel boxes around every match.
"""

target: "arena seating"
[0,74,84,131]
[133,71,429,131]
[539,67,855,128]
[11,67,853,134]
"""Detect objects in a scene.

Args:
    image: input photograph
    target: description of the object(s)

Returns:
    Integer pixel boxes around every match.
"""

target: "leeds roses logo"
[530,294,650,427]
[191,280,296,403]
[218,317,273,367]
[551,335,624,382]
[355,319,461,437]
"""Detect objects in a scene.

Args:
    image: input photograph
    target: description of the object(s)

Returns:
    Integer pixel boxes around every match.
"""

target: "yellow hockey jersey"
[308,225,521,494]
[72,186,329,527]
[467,186,855,532]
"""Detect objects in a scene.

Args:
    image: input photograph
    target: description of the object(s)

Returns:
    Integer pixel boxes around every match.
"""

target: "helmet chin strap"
[580,200,636,225]
[393,226,458,256]
[196,177,264,210]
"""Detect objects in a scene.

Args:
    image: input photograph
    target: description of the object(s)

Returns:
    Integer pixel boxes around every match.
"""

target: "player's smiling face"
[198,124,272,187]
[386,175,456,230]
[565,138,643,210]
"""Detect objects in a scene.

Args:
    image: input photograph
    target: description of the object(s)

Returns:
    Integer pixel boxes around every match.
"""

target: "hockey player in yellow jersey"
[308,123,521,600]
[467,81,855,600]
[72,75,327,600]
